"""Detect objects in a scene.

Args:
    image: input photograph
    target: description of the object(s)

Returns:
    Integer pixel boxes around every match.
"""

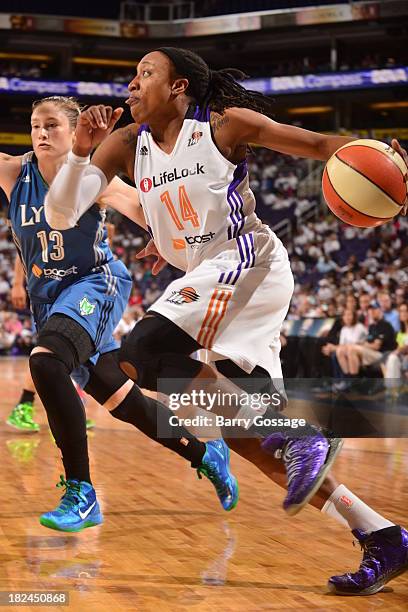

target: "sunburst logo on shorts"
[172,238,186,250]
[140,177,152,193]
[166,286,200,305]
[32,264,43,278]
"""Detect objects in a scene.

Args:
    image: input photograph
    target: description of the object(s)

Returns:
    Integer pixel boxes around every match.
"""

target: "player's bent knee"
[84,350,133,405]
[30,346,54,356]
[36,314,94,372]
[119,360,140,383]
[119,321,162,388]
[29,351,70,385]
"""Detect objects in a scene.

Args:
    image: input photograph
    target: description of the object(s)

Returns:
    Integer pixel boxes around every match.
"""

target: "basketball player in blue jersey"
[46,50,408,595]
[0,95,241,532]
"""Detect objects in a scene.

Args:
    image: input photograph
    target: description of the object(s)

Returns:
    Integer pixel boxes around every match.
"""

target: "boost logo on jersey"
[32,264,43,278]
[32,264,78,281]
[140,163,205,193]
[185,231,215,247]
[165,286,200,305]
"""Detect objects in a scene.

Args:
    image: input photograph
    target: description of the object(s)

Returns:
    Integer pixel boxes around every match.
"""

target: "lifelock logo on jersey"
[139,162,205,193]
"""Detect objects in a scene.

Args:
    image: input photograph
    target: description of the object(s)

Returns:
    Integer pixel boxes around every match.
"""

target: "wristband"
[68,150,91,166]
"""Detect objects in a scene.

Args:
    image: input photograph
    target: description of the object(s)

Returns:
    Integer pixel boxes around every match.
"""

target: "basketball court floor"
[0,357,407,611]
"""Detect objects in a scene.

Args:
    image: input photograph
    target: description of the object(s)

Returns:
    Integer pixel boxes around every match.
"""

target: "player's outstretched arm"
[220,107,355,161]
[45,105,129,230]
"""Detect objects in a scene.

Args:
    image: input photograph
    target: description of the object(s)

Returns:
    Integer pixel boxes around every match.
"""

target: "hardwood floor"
[0,357,407,611]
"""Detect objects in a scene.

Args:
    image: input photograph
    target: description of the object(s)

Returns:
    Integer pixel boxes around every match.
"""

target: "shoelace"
[14,404,34,421]
[353,537,382,576]
[56,475,87,511]
[283,441,303,486]
[197,463,230,499]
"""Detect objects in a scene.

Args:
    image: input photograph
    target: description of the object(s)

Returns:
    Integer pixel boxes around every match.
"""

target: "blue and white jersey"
[8,151,116,304]
[134,104,283,273]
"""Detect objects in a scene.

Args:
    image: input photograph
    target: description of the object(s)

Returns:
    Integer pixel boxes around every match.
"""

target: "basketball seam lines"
[334,152,403,208]
[324,169,394,221]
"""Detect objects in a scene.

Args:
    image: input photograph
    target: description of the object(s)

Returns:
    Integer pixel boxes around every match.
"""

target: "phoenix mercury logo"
[166,286,200,305]
[139,162,205,193]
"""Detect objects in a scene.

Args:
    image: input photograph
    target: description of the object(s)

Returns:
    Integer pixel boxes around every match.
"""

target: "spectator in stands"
[114,308,138,342]
[3,311,22,337]
[323,232,341,258]
[0,273,10,299]
[0,312,15,354]
[345,293,358,313]
[128,286,143,308]
[317,279,333,302]
[378,290,400,332]
[12,317,35,355]
[316,254,337,274]
[395,287,407,307]
[383,302,408,391]
[144,281,162,307]
[322,308,367,374]
[334,301,396,380]
[358,291,371,327]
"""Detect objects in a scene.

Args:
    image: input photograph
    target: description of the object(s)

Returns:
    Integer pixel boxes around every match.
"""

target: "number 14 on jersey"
[160,185,199,230]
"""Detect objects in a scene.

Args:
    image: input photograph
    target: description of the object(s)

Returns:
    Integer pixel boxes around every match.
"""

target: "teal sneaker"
[40,475,103,532]
[6,402,40,433]
[197,440,239,511]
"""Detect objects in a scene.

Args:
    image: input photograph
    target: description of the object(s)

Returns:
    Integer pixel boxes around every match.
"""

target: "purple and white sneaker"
[261,432,343,515]
[328,526,408,595]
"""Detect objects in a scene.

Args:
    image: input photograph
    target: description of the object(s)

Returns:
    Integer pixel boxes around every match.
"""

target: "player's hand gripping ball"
[322,138,408,227]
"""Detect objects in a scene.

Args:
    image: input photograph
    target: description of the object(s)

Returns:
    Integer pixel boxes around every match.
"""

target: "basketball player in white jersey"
[45,48,408,595]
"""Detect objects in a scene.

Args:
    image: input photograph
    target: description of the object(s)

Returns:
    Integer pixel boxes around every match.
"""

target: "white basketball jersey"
[134,105,280,273]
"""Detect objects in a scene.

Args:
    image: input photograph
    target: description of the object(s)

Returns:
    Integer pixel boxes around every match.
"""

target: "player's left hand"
[74,105,124,155]
[136,239,167,275]
[391,139,408,215]
[10,284,27,309]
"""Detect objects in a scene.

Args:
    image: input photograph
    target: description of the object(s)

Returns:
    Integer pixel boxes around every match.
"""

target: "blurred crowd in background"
[0,146,407,390]
[1,52,405,83]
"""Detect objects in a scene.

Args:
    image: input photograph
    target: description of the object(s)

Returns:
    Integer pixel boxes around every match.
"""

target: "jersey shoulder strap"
[21,150,35,166]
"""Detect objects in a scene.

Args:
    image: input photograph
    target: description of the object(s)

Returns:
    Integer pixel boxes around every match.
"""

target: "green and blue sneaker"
[40,475,103,532]
[197,439,239,511]
[6,402,40,433]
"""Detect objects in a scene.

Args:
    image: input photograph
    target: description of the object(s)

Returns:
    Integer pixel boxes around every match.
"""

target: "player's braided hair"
[32,96,82,130]
[156,47,275,117]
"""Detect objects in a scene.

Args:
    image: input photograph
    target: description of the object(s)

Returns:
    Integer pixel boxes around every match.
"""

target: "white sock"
[321,484,395,533]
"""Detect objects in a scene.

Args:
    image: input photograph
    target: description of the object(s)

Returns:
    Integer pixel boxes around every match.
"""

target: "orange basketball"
[322,139,407,228]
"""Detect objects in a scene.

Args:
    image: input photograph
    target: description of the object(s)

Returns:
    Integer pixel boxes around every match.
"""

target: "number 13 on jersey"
[36,230,65,262]
[160,185,199,230]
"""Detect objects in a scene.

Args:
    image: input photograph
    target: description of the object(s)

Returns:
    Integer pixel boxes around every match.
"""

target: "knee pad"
[29,351,70,384]
[85,350,129,405]
[119,314,202,391]
[37,314,94,372]
[119,319,162,388]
